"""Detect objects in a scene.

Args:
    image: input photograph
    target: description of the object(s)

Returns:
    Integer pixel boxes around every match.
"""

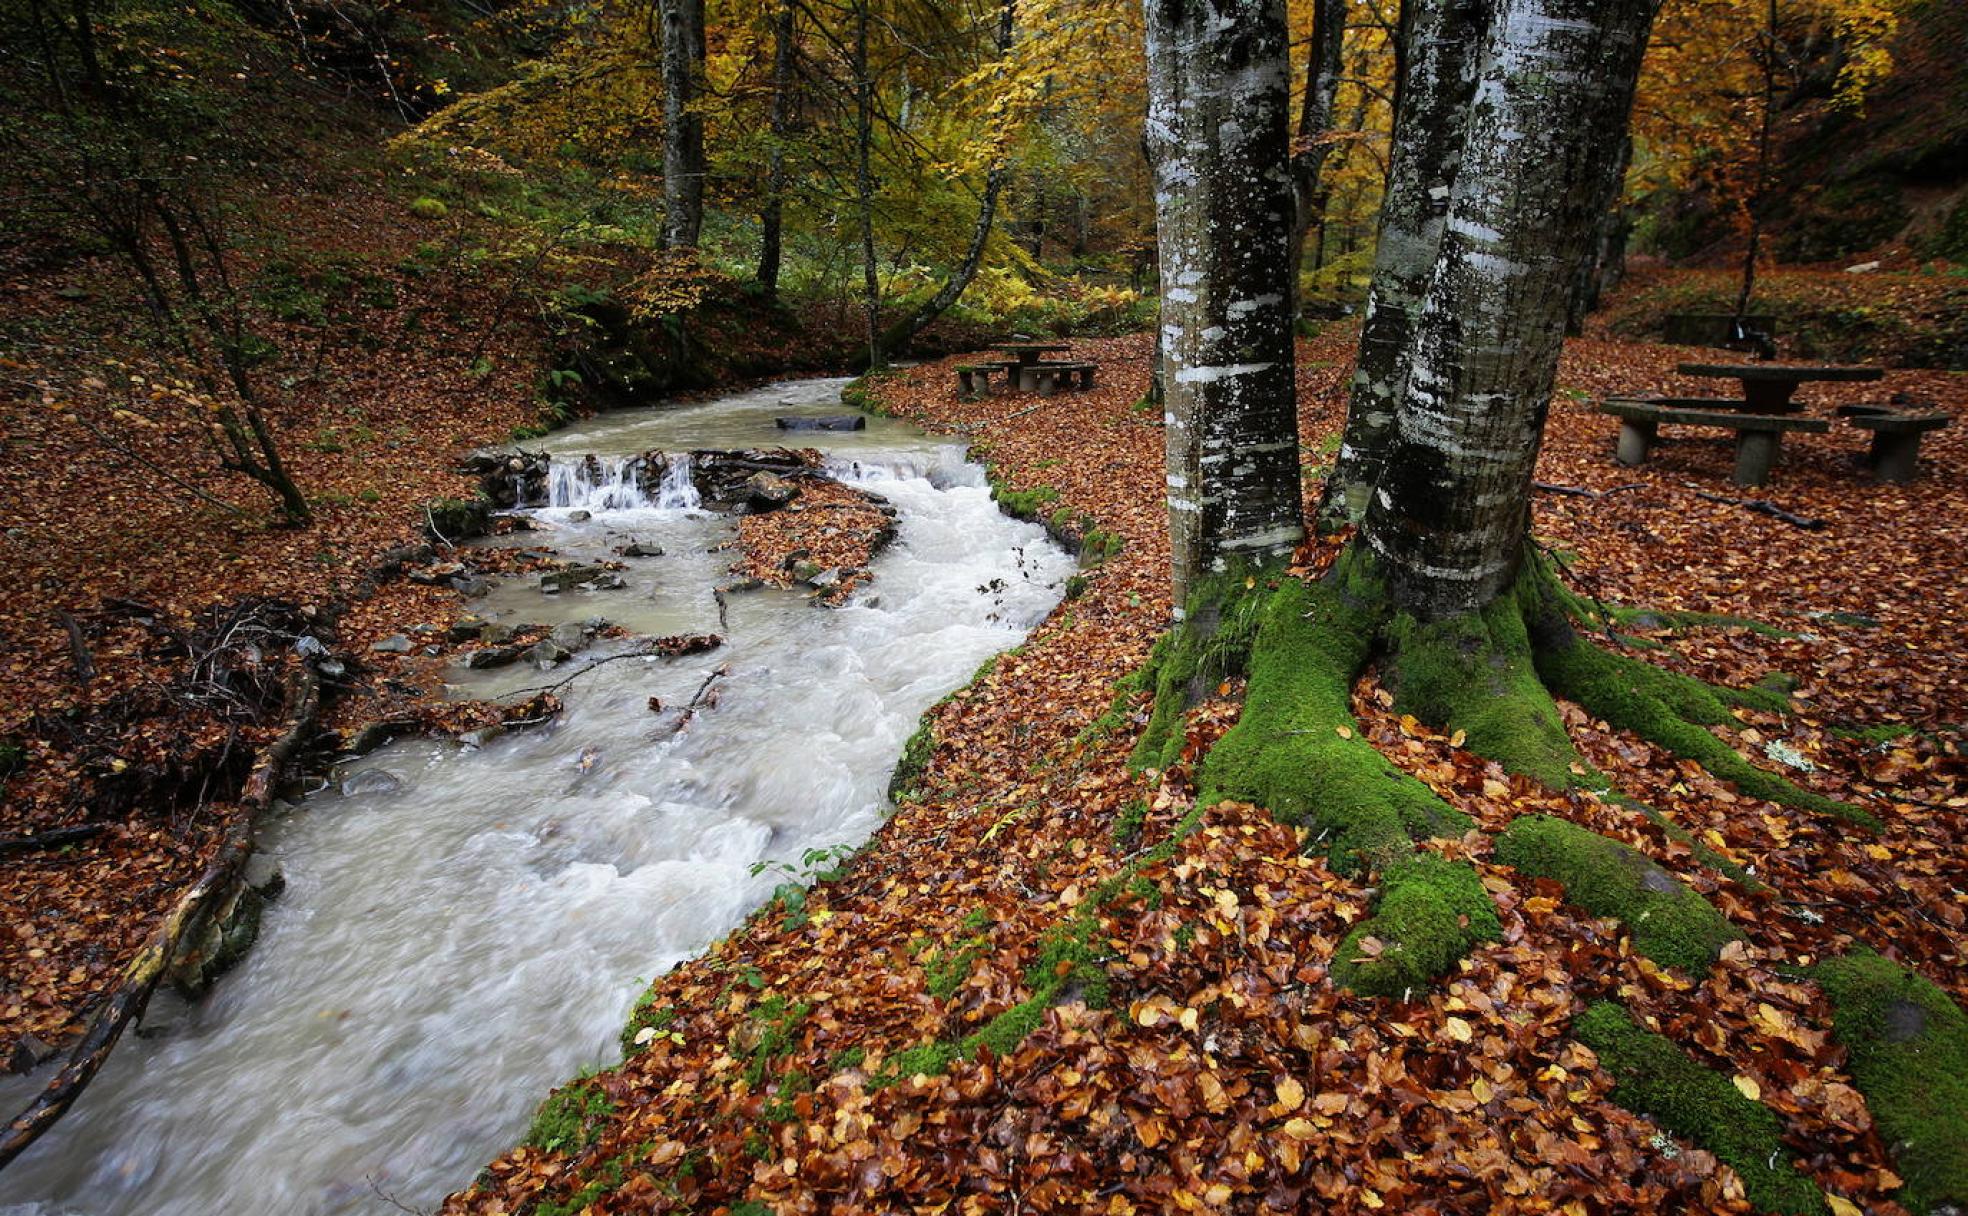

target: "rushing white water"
[0,378,1071,1215]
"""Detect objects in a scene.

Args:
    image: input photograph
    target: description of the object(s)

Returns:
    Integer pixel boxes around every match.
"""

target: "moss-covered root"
[1385,590,1600,791]
[1529,595,1879,832]
[1813,951,1968,1215]
[1129,567,1277,774]
[1574,1002,1827,1216]
[1494,815,1740,974]
[1195,574,1471,875]
[1332,854,1501,998]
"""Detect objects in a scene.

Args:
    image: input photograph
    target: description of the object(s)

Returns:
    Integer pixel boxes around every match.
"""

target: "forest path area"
[439,328,1964,1215]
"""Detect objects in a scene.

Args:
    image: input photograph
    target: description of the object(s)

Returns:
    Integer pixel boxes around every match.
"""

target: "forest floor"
[3,274,1964,1210]
[435,327,1966,1215]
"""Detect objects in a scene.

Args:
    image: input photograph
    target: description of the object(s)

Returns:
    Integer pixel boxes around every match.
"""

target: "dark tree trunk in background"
[1317,0,1483,526]
[1357,0,1660,618]
[756,0,797,296]
[1286,0,1345,310]
[1734,0,1778,322]
[1567,133,1633,335]
[1144,0,1304,613]
[875,0,1015,359]
[852,0,881,367]
[660,0,707,249]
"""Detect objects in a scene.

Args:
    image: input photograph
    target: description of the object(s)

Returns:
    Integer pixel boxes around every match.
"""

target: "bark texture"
[1143,0,1304,612]
[1318,0,1483,527]
[756,0,797,296]
[660,0,707,249]
[1358,0,1661,618]
[1285,0,1346,305]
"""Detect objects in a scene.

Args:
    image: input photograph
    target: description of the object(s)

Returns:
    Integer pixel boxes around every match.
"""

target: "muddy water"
[0,378,1070,1215]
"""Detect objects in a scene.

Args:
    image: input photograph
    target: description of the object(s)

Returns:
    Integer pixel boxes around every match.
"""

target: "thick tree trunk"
[659,0,707,250]
[1358,0,1660,619]
[1317,0,1484,527]
[1286,0,1345,311]
[874,0,1015,360]
[756,0,797,297]
[1143,0,1304,613]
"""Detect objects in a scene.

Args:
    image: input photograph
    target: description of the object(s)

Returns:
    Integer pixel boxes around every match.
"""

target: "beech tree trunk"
[660,0,707,249]
[853,0,881,368]
[1143,0,1305,613]
[756,0,797,296]
[1357,0,1661,618]
[1317,0,1483,526]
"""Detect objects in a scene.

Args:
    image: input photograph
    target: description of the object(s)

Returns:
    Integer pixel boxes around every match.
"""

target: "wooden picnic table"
[986,342,1082,392]
[1676,362,1883,415]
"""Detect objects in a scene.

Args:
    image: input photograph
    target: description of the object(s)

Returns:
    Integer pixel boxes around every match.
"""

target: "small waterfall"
[654,453,702,510]
[544,457,654,511]
[825,445,979,489]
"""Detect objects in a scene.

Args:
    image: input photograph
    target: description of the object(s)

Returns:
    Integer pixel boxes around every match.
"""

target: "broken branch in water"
[497,634,725,702]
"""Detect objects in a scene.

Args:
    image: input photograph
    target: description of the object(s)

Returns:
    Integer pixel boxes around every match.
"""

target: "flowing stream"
[0,378,1071,1215]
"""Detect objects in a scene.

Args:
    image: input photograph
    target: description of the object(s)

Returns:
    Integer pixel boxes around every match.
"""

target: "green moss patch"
[1574,1002,1825,1215]
[1494,815,1740,973]
[1387,589,1597,790]
[1128,566,1274,774]
[1195,570,1468,874]
[524,1075,614,1155]
[1532,618,1876,831]
[1813,951,1968,1214]
[1332,854,1500,998]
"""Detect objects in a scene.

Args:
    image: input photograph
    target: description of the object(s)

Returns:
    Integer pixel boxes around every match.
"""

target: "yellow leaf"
[1444,1016,1474,1043]
[1275,1076,1305,1111]
[1828,1197,1864,1216]
[1733,1074,1761,1102]
[1283,1117,1316,1141]
[1448,729,1466,747]
[1335,725,1353,740]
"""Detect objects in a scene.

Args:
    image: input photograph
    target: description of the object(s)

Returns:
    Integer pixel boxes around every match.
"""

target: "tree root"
[1331,854,1499,999]
[1495,816,1740,972]
[1575,1002,1827,1216]
[1813,951,1968,1215]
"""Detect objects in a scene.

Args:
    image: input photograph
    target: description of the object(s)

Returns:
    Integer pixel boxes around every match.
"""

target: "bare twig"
[1691,489,1825,531]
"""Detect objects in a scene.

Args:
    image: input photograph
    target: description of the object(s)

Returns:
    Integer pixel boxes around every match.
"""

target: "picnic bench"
[956,342,1098,398]
[1677,362,1883,414]
[1837,404,1954,484]
[1601,396,1829,487]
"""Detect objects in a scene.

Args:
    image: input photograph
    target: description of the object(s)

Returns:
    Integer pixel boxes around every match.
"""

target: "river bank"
[436,328,1965,1215]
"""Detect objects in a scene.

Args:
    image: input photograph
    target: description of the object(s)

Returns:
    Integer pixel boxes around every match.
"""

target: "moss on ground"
[1195,567,1469,874]
[1813,951,1968,1214]
[524,1075,614,1155]
[1494,815,1740,973]
[1331,853,1500,998]
[1574,1002,1826,1215]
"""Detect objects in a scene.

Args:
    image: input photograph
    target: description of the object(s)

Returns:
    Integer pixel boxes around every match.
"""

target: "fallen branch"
[1533,481,1647,499]
[495,634,725,703]
[0,661,321,1173]
[0,824,107,857]
[652,663,730,740]
[1691,489,1825,531]
[55,611,95,684]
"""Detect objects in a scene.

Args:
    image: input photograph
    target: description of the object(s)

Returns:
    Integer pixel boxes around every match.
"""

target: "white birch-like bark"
[659,0,707,249]
[1318,0,1482,526]
[1360,0,1660,618]
[1143,0,1304,613]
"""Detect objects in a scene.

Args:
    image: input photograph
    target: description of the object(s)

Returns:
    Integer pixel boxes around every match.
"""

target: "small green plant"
[409,196,449,219]
[524,1074,612,1154]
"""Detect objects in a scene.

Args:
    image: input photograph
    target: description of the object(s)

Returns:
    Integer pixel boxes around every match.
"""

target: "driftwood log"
[0,662,321,1172]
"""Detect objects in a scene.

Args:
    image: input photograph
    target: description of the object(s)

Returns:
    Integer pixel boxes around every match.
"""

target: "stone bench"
[1839,405,1953,484]
[1030,362,1096,395]
[1600,397,1829,488]
[955,363,1010,398]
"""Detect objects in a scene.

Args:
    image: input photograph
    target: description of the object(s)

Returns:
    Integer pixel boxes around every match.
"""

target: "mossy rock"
[1332,854,1500,998]
[1813,951,1968,1214]
[1493,815,1739,974]
[1574,1002,1826,1215]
